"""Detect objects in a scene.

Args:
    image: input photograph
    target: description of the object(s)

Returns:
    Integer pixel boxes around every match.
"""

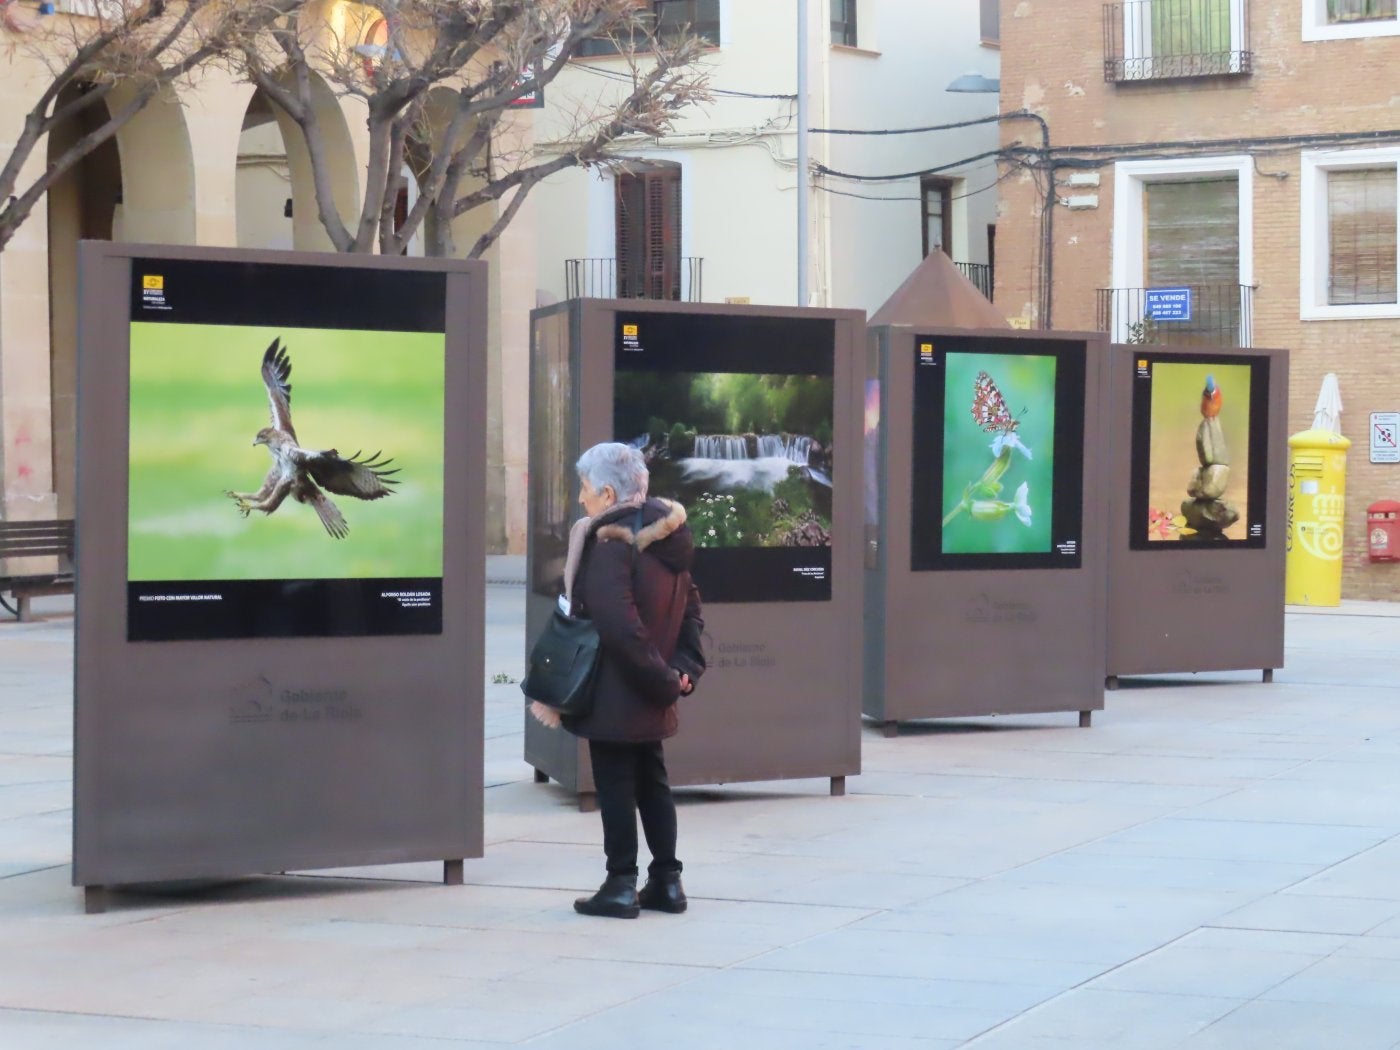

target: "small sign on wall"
[1371,412,1400,464]
[1145,287,1192,322]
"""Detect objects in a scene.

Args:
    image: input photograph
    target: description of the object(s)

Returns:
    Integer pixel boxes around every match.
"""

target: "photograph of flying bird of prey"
[224,339,400,538]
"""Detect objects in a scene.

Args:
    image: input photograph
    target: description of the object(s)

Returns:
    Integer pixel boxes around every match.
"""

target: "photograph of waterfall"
[1128,352,1269,551]
[612,310,837,603]
[910,333,1086,572]
[615,371,834,551]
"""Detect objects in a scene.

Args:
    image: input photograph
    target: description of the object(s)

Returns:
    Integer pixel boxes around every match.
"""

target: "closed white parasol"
[1312,372,1343,435]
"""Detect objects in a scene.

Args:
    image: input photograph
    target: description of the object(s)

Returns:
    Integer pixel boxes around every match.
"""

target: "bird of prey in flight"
[224,339,399,538]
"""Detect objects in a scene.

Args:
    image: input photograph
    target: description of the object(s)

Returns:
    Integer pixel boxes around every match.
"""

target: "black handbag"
[521,605,604,717]
[521,508,641,718]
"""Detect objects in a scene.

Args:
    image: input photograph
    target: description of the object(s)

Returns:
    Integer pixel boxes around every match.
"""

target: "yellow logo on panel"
[1138,359,1148,369]
[142,275,164,290]
[622,324,638,336]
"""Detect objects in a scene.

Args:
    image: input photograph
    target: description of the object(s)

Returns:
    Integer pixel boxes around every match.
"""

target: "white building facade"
[532,0,1002,313]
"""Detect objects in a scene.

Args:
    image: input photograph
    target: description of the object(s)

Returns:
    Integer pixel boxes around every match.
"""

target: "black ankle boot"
[574,874,639,918]
[638,871,687,913]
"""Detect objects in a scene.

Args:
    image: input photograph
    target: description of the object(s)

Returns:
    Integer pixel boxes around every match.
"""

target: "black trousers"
[588,739,680,878]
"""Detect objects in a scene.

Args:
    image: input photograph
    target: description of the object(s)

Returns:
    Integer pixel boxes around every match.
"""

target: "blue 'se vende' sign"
[1145,287,1192,321]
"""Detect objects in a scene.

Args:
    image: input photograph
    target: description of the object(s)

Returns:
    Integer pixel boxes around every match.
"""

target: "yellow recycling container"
[1285,428,1352,606]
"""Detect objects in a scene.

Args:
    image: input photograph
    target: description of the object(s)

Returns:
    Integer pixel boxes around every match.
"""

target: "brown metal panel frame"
[526,299,865,799]
[866,326,1109,725]
[1105,342,1288,679]
[73,243,487,891]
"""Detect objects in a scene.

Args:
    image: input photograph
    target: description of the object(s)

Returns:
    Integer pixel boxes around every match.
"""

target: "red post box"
[1367,500,1400,562]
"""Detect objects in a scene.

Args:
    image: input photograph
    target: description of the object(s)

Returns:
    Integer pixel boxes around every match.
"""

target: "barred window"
[1327,167,1398,306]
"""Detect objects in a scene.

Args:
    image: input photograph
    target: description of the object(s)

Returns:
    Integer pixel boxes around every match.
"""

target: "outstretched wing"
[261,339,296,441]
[302,449,400,501]
[304,484,349,539]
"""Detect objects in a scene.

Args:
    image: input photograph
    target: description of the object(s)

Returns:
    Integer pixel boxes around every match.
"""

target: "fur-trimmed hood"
[592,498,693,573]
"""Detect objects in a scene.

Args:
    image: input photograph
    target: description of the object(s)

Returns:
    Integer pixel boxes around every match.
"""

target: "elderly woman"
[536,442,705,918]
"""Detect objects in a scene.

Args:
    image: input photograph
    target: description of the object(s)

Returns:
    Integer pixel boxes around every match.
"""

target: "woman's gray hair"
[576,442,649,503]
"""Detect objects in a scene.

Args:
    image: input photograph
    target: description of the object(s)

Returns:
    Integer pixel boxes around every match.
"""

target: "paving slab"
[1,585,1399,1047]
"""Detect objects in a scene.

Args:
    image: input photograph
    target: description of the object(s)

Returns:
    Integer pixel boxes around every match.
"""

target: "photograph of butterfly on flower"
[940,352,1057,555]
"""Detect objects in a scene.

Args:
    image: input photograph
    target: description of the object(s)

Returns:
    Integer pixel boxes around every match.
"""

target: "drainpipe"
[796,0,809,306]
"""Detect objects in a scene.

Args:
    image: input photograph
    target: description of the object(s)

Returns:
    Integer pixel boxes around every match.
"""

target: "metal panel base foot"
[83,886,108,914]
[830,776,846,796]
[533,767,548,783]
[881,721,899,738]
[1105,675,1119,691]
[578,791,597,813]
[1262,668,1274,683]
[1079,710,1092,729]
[443,859,463,886]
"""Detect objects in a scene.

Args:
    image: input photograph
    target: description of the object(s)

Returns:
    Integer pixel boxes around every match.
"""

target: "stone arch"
[236,71,359,252]
[46,83,196,517]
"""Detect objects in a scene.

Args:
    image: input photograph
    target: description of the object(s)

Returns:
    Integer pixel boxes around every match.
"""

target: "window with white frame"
[1301,149,1400,318]
[1302,0,1400,40]
[1110,157,1255,346]
[1117,0,1248,80]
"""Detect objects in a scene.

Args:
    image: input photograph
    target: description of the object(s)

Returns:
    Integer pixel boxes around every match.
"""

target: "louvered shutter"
[1328,168,1398,306]
[616,165,681,300]
[616,173,645,298]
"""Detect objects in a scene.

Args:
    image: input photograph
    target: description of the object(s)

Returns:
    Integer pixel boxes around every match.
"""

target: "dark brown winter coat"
[563,498,705,743]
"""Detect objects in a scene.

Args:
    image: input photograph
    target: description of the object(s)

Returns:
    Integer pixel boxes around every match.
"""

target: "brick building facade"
[996,0,1400,598]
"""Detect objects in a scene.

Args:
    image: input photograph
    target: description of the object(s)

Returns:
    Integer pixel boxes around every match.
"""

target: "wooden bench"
[0,519,75,622]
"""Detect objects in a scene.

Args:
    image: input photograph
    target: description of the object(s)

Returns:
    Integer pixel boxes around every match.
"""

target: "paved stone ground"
[3,567,1400,1048]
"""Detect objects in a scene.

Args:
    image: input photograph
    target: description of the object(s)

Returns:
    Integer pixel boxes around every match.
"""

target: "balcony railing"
[565,257,704,302]
[1096,284,1255,348]
[1103,0,1252,83]
[956,261,994,301]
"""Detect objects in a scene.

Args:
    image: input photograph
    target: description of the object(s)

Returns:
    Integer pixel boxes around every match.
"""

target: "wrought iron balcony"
[956,261,994,301]
[1096,284,1255,348]
[1103,0,1252,83]
[565,257,704,302]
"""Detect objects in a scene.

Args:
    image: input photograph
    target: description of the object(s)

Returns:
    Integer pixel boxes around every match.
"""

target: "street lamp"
[945,73,1000,94]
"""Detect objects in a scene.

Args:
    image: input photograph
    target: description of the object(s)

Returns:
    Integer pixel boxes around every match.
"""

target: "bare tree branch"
[0,0,304,253]
[226,0,711,256]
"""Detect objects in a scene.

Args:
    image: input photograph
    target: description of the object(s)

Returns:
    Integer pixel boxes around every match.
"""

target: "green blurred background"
[127,322,445,581]
[1147,360,1252,541]
[940,352,1057,555]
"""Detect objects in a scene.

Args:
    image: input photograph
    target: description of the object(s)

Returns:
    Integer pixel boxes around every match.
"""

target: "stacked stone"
[1182,414,1239,538]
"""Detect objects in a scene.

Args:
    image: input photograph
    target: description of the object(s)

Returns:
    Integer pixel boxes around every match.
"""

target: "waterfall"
[693,435,750,459]
[695,434,812,465]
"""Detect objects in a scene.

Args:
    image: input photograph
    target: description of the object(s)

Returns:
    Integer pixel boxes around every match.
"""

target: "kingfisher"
[1200,374,1222,419]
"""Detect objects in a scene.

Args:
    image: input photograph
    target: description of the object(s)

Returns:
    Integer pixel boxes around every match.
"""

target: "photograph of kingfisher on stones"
[1145,361,1253,543]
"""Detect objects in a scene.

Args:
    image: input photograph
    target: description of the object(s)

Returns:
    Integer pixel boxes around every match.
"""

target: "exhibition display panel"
[526,300,865,807]
[73,244,488,910]
[1105,344,1288,685]
[864,327,1109,733]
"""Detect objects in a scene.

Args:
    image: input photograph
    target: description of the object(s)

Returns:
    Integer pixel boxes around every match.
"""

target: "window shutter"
[1144,178,1241,343]
[616,165,682,300]
[1328,167,1398,305]
[1145,178,1239,286]
[616,174,646,298]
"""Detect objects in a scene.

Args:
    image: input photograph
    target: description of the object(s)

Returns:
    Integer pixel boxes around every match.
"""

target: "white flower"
[1012,482,1032,527]
[708,528,716,536]
[990,431,1033,460]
